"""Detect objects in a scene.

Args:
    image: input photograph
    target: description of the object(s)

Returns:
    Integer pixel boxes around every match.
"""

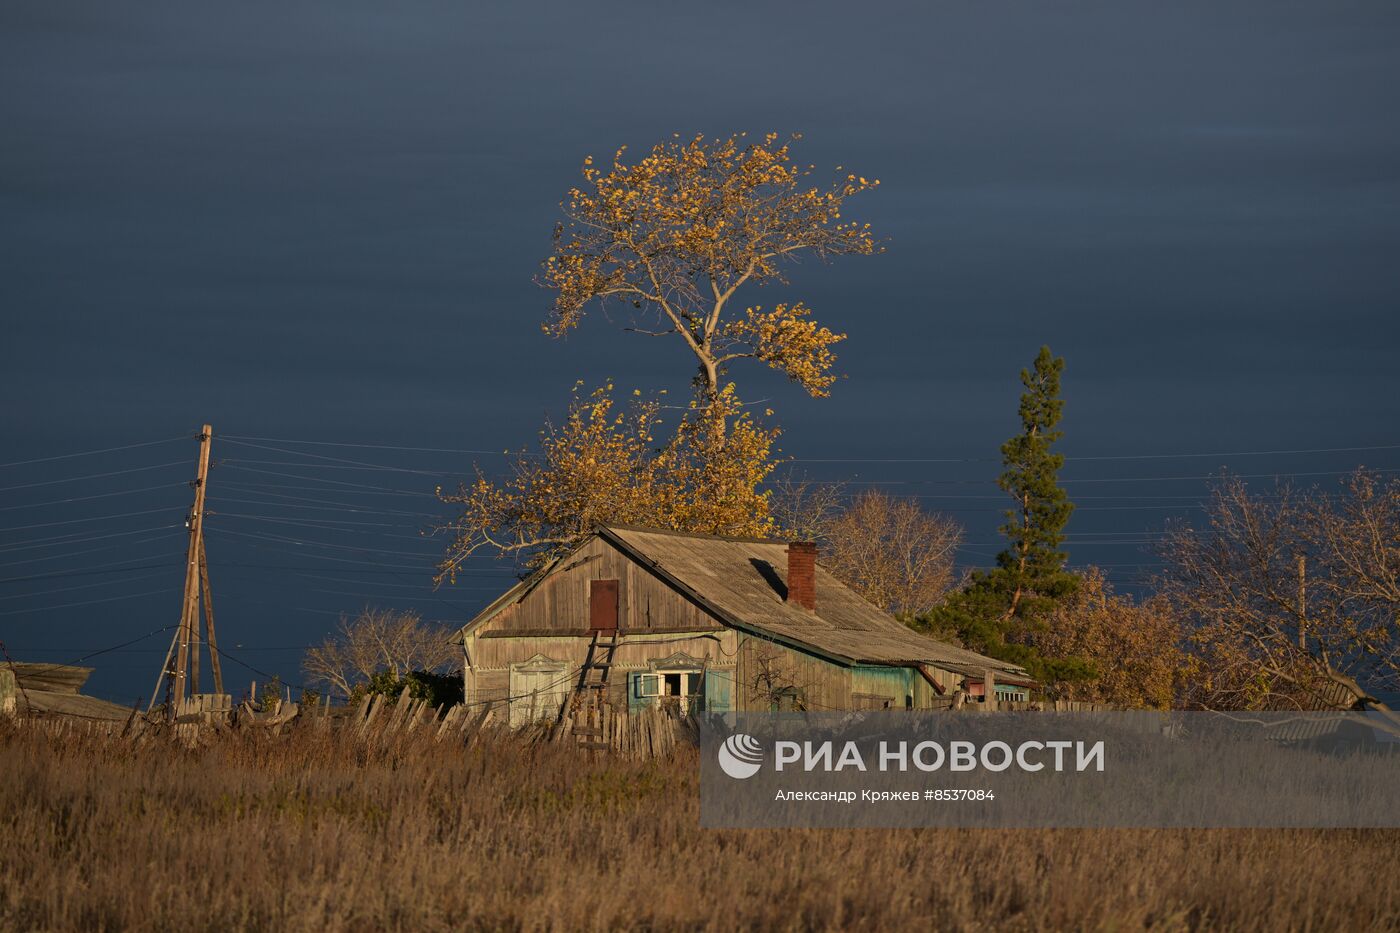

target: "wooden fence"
[5,687,1119,755]
[951,698,1118,712]
[554,703,692,759]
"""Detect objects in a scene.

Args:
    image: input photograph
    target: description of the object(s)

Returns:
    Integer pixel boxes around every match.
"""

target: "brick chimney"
[786,542,817,611]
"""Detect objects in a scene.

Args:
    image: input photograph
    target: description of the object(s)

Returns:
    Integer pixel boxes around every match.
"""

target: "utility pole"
[199,536,223,695]
[150,425,220,717]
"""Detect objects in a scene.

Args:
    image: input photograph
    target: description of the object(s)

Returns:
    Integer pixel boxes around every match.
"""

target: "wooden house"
[454,526,1033,725]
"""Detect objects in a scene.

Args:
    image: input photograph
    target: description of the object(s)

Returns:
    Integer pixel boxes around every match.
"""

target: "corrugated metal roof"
[598,525,1028,676]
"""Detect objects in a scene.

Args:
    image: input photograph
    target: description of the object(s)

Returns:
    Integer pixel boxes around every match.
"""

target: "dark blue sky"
[3,1,1398,703]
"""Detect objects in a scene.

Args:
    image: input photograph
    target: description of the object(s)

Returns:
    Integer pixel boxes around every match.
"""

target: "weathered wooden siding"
[465,628,740,711]
[735,635,852,711]
[851,665,914,709]
[911,669,945,708]
[484,537,719,636]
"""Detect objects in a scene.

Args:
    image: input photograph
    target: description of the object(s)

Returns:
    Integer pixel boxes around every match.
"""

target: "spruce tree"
[919,346,1089,683]
[994,345,1078,620]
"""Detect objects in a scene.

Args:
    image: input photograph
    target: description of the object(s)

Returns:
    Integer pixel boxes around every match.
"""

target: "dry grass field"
[1,720,1397,932]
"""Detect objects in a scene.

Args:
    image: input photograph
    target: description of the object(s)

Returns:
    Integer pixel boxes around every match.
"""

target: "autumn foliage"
[436,383,778,578]
[1032,569,1191,710]
[437,133,883,576]
[540,132,878,397]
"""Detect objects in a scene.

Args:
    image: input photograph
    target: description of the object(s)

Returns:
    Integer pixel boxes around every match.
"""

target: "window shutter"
[702,670,732,714]
[589,579,619,632]
[628,672,658,713]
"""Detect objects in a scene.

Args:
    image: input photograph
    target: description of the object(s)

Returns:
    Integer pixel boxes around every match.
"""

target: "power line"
[0,559,185,586]
[209,526,441,560]
[218,478,438,500]
[207,523,434,551]
[0,507,178,534]
[0,461,189,493]
[208,642,308,691]
[219,561,432,576]
[835,467,1399,488]
[0,435,190,470]
[0,524,186,556]
[218,561,513,576]
[223,435,1400,466]
[0,568,174,600]
[309,587,438,602]
[0,624,180,682]
[793,443,1400,464]
[221,439,466,476]
[220,464,437,497]
[1059,467,1400,485]
[212,511,418,531]
[222,457,455,477]
[208,491,440,519]
[216,542,437,572]
[0,587,171,617]
[280,570,480,590]
[0,532,186,569]
[224,434,508,456]
[0,482,187,513]
[218,567,503,593]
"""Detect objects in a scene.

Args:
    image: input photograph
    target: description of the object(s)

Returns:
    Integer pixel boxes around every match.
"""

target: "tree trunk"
[1003,493,1032,621]
[699,358,719,398]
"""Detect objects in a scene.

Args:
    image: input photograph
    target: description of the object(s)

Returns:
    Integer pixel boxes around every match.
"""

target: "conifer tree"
[995,345,1078,620]
[920,346,1089,683]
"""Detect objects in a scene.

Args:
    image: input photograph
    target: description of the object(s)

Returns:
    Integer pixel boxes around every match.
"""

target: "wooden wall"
[465,631,740,709]
[481,537,719,636]
[734,635,851,711]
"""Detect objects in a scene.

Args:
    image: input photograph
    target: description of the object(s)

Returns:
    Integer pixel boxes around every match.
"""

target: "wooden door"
[590,579,619,632]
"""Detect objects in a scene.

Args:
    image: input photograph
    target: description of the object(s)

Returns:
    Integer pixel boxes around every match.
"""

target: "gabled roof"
[457,525,1029,679]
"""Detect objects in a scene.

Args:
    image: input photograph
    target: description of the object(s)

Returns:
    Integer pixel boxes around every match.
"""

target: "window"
[629,669,703,714]
[508,658,568,728]
[655,670,703,714]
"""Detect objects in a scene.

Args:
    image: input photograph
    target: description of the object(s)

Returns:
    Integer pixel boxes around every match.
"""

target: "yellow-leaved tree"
[437,133,881,575]
[435,383,779,580]
[541,132,879,399]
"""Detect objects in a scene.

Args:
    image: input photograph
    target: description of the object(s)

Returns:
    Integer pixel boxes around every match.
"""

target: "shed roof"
[459,525,1029,678]
[1,662,135,721]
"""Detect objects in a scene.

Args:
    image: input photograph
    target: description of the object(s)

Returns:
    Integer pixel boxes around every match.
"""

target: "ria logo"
[717,733,764,779]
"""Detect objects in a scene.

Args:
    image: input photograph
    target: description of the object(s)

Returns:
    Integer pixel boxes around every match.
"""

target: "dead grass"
[0,721,1396,932]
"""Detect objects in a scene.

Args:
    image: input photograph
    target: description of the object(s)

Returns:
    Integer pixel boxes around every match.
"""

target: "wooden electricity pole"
[200,536,223,695]
[150,424,223,717]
